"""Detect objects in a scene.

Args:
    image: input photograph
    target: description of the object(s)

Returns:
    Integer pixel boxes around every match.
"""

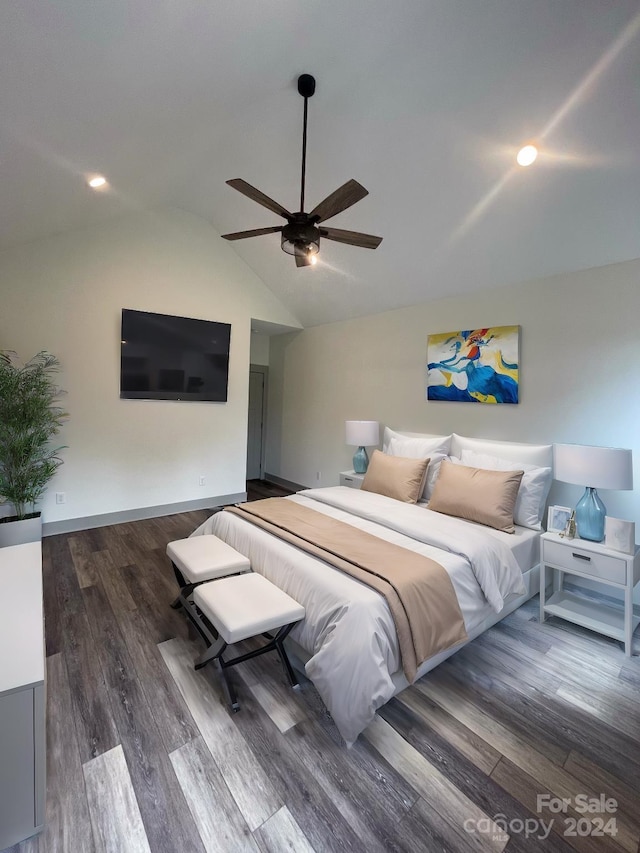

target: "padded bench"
[167,534,251,648]
[193,572,305,711]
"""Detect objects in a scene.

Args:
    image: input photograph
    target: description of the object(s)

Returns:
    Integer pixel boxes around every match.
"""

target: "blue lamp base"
[353,446,369,474]
[575,487,606,542]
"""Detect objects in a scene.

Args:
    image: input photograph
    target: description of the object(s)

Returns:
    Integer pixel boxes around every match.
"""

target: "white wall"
[266,257,640,529]
[249,332,270,366]
[0,207,301,526]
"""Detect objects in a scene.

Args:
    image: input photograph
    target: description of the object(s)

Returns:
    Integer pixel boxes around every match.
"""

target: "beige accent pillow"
[386,434,451,500]
[428,459,524,532]
[361,450,430,504]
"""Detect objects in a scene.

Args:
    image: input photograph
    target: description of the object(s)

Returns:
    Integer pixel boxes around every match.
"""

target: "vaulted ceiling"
[1,1,639,326]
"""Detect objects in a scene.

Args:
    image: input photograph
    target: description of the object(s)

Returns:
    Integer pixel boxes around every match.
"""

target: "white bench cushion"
[167,535,250,583]
[193,573,305,645]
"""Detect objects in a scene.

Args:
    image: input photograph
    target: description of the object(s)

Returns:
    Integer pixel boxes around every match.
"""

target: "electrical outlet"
[316,471,321,481]
[199,475,206,486]
[55,492,66,505]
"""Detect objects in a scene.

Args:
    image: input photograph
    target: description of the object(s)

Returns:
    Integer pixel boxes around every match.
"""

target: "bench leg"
[179,602,218,651]
[273,624,300,688]
[218,663,240,713]
[194,639,240,712]
[220,623,300,690]
[171,587,196,611]
[170,563,187,608]
[169,566,209,611]
[194,636,227,670]
[194,621,303,714]
[275,639,299,688]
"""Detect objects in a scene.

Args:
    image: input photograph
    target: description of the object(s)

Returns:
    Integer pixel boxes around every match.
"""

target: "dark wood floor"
[6,483,640,853]
[246,479,295,501]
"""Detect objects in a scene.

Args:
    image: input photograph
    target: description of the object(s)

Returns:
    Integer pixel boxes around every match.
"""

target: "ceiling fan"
[221,74,382,267]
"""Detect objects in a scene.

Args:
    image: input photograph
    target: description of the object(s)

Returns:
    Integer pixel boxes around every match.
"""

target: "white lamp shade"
[345,420,379,447]
[554,444,633,491]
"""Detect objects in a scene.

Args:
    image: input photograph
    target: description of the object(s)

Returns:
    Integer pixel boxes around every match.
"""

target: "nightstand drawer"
[543,540,626,584]
[339,472,364,489]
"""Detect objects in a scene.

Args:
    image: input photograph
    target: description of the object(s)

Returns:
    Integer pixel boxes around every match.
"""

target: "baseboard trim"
[42,492,246,537]
[263,472,307,492]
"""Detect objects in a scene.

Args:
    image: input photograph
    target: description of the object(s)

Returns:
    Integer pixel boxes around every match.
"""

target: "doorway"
[246,364,268,480]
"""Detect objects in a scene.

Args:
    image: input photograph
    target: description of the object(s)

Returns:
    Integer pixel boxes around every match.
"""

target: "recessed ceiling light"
[516,145,538,167]
[87,175,108,189]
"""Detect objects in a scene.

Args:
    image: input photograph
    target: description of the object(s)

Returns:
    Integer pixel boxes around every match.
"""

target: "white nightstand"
[339,470,365,489]
[540,531,640,655]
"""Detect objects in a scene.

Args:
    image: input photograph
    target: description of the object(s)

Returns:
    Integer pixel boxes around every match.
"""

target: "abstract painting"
[426,325,519,403]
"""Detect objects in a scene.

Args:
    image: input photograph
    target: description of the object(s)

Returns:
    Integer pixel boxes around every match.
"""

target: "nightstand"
[540,531,640,655]
[339,471,365,489]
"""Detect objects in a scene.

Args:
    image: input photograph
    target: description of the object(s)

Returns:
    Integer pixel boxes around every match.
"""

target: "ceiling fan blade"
[320,226,382,249]
[221,226,283,241]
[226,179,292,219]
[309,179,369,223]
[295,253,312,267]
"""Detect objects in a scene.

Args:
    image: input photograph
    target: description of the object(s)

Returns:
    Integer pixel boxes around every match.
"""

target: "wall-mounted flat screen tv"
[120,309,231,402]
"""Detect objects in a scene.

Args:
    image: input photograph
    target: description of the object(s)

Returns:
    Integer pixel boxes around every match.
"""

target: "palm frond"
[0,350,68,519]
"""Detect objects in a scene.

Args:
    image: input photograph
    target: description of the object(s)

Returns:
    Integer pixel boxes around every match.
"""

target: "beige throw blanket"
[225,499,468,681]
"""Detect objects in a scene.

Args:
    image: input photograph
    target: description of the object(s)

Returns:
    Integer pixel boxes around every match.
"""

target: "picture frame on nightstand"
[605,517,635,555]
[547,505,572,533]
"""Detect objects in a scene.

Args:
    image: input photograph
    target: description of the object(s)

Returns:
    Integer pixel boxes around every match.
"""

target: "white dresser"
[0,541,46,848]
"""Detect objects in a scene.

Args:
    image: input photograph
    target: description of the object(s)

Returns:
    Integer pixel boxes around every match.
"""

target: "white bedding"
[419,505,541,574]
[192,486,528,744]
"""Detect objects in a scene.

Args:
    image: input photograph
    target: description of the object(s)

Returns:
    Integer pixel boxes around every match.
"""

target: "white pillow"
[451,434,552,467]
[382,428,452,455]
[459,449,552,530]
[386,432,451,500]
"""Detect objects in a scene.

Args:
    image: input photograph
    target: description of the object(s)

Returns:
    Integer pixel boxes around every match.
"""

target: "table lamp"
[553,444,633,542]
[345,420,379,474]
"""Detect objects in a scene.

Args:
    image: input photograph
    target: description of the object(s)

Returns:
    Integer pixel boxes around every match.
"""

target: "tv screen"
[120,309,231,402]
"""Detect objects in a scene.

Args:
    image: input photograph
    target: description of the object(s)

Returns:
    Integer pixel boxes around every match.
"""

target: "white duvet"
[192,487,526,744]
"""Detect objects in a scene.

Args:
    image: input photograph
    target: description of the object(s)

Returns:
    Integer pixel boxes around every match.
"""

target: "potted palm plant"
[0,351,68,547]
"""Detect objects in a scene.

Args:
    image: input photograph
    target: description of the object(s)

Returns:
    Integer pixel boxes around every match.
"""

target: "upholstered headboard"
[450,433,553,469]
[383,428,553,469]
[382,428,450,453]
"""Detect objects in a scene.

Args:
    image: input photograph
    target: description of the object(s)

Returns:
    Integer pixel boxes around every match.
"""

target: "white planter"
[0,514,42,548]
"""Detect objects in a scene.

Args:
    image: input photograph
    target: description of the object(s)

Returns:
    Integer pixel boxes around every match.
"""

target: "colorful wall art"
[426,325,520,403]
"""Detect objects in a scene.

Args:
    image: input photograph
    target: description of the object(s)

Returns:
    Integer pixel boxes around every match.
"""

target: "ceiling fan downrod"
[297,74,316,214]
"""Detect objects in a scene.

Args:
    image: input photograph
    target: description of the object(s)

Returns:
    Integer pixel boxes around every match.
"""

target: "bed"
[192,432,553,744]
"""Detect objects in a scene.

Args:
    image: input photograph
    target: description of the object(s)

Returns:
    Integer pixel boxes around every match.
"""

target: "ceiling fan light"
[281,222,320,257]
[281,236,320,256]
[296,241,319,256]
